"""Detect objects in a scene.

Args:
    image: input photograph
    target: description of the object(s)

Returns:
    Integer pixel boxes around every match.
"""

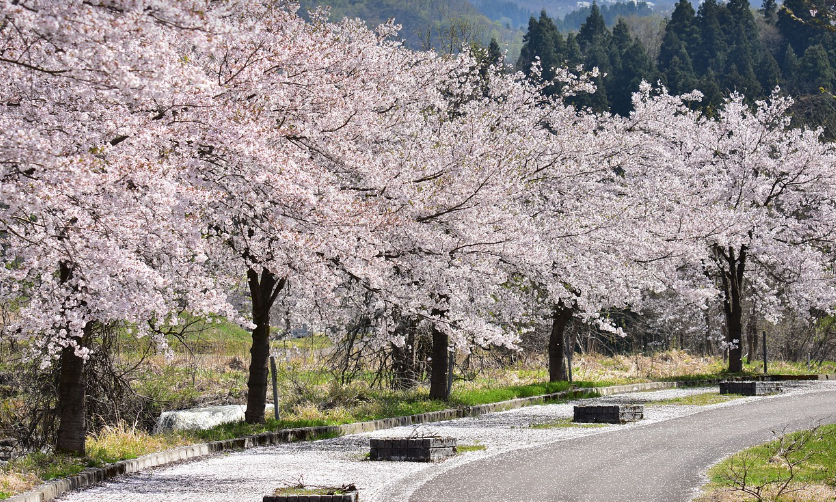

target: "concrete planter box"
[574,404,644,424]
[720,381,782,396]
[264,488,358,502]
[370,436,457,461]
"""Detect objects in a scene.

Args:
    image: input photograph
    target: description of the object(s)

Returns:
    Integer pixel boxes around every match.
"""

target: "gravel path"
[55,381,836,502]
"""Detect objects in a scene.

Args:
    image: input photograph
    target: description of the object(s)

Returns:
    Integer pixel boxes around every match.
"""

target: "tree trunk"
[245,268,286,424]
[55,261,90,456]
[717,245,746,373]
[56,328,90,455]
[549,302,573,382]
[429,325,449,400]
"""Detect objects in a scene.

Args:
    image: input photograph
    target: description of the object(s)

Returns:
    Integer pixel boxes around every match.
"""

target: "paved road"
[410,387,836,502]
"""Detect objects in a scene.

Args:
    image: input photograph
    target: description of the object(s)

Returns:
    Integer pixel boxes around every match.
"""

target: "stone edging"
[8,374,835,502]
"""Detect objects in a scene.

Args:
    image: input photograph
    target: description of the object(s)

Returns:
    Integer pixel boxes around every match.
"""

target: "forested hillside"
[299,0,526,55]
[518,0,836,137]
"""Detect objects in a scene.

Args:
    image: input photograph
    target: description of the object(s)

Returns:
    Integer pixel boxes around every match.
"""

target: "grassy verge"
[697,424,836,501]
[457,444,487,453]
[530,418,607,429]
[0,423,189,499]
[648,393,746,406]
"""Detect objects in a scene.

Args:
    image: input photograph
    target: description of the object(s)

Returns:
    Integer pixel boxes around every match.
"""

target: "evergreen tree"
[725,42,762,98]
[577,3,609,51]
[698,69,724,113]
[697,0,728,73]
[658,30,684,72]
[612,18,631,54]
[487,37,503,67]
[760,0,777,25]
[517,11,561,80]
[565,33,583,68]
[667,1,701,54]
[611,39,656,115]
[756,49,781,92]
[782,45,801,92]
[801,44,835,93]
[667,46,699,95]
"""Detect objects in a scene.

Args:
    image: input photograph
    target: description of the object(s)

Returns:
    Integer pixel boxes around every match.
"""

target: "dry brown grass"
[696,483,836,501]
[0,470,40,498]
[571,350,724,383]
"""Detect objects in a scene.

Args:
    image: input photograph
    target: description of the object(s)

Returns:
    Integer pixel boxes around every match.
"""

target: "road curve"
[410,388,836,502]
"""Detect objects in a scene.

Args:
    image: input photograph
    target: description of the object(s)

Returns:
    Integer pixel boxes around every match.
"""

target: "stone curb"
[8,374,835,502]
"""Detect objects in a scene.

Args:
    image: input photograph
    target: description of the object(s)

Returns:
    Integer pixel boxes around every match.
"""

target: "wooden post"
[445,350,454,397]
[762,331,768,375]
[270,355,280,421]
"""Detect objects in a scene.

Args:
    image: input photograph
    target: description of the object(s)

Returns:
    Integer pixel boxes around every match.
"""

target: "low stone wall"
[370,437,456,462]
[574,404,644,424]
[720,381,783,396]
[263,490,358,502]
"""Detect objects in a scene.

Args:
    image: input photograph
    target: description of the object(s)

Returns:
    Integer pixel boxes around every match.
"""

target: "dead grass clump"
[86,422,190,463]
[0,469,40,497]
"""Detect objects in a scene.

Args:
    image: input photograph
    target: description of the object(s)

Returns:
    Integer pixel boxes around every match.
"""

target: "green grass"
[449,380,597,406]
[698,424,836,501]
[457,444,487,453]
[274,486,351,495]
[191,418,338,442]
[185,381,601,443]
[530,418,607,429]
[649,392,746,406]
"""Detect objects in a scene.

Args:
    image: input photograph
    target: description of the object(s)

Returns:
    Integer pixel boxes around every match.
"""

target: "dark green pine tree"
[697,0,728,73]
[667,1,701,54]
[801,44,835,93]
[565,33,583,69]
[727,0,760,65]
[611,39,657,116]
[724,43,762,98]
[477,37,504,81]
[487,37,503,68]
[577,2,609,51]
[575,43,611,112]
[756,49,781,94]
[698,69,724,114]
[760,0,777,24]
[782,45,801,93]
[517,11,561,80]
[657,30,684,73]
[612,18,631,54]
[666,46,699,95]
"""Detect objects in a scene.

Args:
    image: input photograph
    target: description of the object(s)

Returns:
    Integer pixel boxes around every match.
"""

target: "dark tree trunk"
[429,325,449,400]
[56,330,89,455]
[716,245,746,373]
[549,302,573,382]
[245,268,286,424]
[55,261,89,456]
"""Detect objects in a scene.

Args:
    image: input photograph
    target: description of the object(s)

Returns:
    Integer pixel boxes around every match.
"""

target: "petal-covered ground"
[56,382,836,502]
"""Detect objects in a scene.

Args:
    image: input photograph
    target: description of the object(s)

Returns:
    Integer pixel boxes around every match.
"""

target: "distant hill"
[505,0,676,19]
[299,0,525,57]
[299,0,665,64]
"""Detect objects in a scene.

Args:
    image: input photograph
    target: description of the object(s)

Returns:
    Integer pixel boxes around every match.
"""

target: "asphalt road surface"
[410,387,836,502]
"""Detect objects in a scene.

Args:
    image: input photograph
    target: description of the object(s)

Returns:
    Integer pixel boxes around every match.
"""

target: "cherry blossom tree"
[627,84,836,372]
[0,0,244,453]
